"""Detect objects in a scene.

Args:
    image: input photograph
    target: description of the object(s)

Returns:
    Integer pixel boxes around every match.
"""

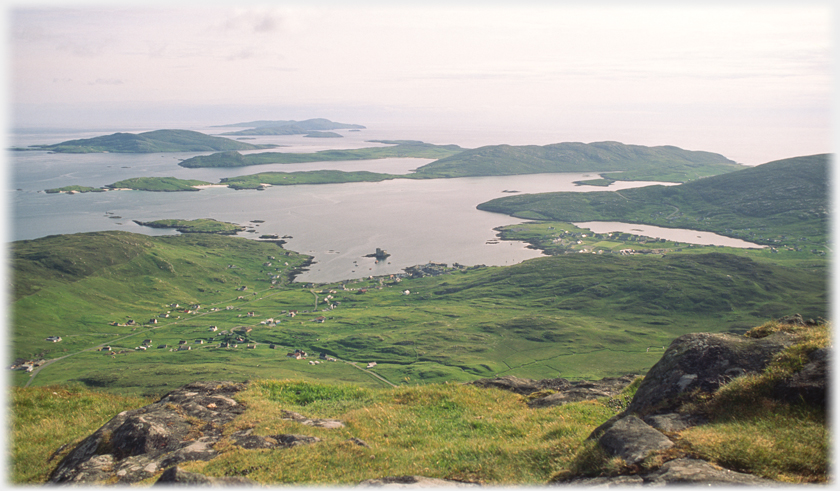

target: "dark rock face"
[626,331,794,416]
[467,374,637,407]
[357,475,480,487]
[49,381,249,484]
[49,381,334,485]
[773,347,829,406]
[565,458,775,486]
[594,416,674,465]
[154,465,259,486]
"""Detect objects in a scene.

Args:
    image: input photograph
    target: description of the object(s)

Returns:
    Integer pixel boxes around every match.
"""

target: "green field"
[11,229,826,396]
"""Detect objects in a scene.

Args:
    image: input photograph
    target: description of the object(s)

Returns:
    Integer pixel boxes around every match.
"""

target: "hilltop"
[477,154,829,249]
[412,141,744,182]
[217,118,366,136]
[25,129,278,153]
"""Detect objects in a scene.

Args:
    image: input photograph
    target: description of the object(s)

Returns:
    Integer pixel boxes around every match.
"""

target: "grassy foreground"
[11,320,828,485]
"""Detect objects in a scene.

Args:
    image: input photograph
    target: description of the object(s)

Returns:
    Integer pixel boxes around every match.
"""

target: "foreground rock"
[50,381,250,484]
[466,374,637,407]
[572,325,827,486]
[358,476,480,487]
[154,466,259,486]
[564,458,775,486]
[48,381,325,485]
[625,331,796,417]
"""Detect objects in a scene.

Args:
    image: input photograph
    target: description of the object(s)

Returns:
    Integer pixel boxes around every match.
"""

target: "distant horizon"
[8,3,832,166]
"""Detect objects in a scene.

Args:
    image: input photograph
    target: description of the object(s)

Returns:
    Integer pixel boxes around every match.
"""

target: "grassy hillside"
[107,177,212,191]
[11,231,826,395]
[177,141,463,168]
[12,318,829,485]
[413,141,744,182]
[478,154,829,249]
[29,129,278,153]
[220,170,404,189]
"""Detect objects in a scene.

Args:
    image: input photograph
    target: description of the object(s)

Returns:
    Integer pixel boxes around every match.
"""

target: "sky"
[5,1,835,165]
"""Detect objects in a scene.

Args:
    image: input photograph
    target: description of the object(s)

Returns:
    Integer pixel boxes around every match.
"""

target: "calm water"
[8,125,761,283]
[573,222,767,249]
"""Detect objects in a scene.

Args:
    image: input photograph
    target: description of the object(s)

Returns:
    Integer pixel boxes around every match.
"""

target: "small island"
[303,131,342,138]
[44,185,107,194]
[364,248,391,260]
[133,218,245,235]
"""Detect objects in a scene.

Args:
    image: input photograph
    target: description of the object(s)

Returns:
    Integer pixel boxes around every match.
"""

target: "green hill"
[11,231,825,394]
[30,129,278,153]
[177,141,464,168]
[477,154,829,248]
[413,141,743,182]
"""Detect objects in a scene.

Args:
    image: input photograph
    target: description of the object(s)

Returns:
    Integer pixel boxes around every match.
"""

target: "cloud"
[220,9,285,34]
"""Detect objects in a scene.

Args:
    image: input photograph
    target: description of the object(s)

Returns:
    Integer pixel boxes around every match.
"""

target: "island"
[216,118,365,136]
[132,218,245,235]
[177,140,464,168]
[22,129,279,153]
[364,248,391,260]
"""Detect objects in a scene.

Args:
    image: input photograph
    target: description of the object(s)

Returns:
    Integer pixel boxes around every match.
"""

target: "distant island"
[177,140,464,168]
[304,131,342,138]
[133,218,245,235]
[21,129,279,154]
[46,177,213,194]
[216,118,365,136]
[411,141,744,182]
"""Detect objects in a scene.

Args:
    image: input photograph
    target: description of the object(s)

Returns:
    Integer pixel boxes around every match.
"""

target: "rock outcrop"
[625,331,795,417]
[48,381,327,485]
[565,458,775,486]
[357,475,480,487]
[153,465,259,486]
[571,326,827,486]
[466,374,637,407]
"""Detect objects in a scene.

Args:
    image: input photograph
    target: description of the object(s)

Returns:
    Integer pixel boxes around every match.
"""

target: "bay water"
[7,125,759,283]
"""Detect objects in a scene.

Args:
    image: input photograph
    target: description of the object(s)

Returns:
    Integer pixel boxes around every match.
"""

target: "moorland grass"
[186,380,618,485]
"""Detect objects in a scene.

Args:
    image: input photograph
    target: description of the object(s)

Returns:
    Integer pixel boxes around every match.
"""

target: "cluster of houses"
[9,359,45,372]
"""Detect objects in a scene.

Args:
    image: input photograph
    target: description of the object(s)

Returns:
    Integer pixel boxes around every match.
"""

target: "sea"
[7,125,763,284]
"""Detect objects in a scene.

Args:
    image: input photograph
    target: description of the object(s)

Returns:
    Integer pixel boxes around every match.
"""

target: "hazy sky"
[7,2,834,165]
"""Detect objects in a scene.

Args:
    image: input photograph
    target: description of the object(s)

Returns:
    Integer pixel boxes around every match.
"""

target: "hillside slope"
[413,141,743,181]
[30,129,277,153]
[11,232,826,393]
[478,154,829,247]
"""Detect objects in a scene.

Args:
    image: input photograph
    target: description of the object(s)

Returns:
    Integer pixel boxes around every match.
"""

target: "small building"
[209,326,218,332]
[195,339,204,344]
[367,362,377,369]
[178,340,187,345]
[45,336,62,343]
[142,339,152,345]
[157,344,167,349]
